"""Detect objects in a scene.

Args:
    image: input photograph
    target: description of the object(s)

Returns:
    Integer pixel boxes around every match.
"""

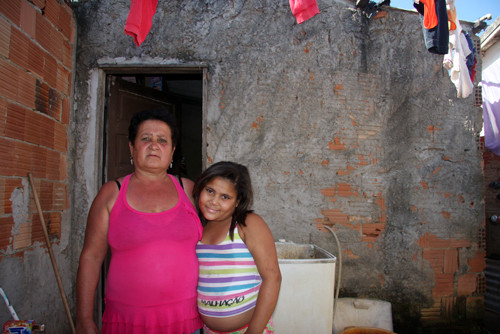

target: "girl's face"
[129,120,175,172]
[199,177,239,225]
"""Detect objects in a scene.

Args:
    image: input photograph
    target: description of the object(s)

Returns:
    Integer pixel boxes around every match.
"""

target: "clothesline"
[123,0,320,47]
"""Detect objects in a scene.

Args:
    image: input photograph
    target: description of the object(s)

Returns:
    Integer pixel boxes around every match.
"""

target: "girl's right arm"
[76,181,118,334]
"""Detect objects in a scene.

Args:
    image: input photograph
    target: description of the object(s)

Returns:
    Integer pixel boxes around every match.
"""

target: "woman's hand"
[76,180,119,334]
[76,318,99,334]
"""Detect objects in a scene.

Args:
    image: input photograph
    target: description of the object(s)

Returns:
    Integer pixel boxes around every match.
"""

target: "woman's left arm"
[242,213,282,334]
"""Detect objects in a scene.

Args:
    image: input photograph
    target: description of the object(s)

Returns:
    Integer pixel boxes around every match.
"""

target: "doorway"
[95,67,205,326]
[103,69,204,183]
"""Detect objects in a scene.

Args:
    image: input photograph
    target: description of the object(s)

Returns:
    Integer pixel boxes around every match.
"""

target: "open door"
[105,74,203,182]
[95,70,203,328]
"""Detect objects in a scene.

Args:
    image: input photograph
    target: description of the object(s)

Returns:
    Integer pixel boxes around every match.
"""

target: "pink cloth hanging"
[124,0,159,46]
[289,0,320,24]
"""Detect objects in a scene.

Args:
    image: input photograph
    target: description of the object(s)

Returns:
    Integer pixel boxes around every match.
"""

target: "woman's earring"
[169,160,173,169]
[130,157,134,165]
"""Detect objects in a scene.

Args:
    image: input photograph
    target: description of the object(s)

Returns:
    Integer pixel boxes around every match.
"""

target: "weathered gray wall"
[71,0,484,331]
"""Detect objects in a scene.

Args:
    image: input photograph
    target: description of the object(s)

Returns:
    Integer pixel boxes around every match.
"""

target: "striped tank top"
[196,227,262,318]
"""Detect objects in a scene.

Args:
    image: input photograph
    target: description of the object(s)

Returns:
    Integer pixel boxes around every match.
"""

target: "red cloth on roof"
[289,0,319,24]
[124,0,158,46]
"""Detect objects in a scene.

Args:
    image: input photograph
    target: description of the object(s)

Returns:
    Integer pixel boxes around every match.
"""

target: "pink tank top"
[103,174,203,333]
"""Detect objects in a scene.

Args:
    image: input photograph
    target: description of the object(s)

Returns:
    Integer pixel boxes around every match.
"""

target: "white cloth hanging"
[443,0,473,98]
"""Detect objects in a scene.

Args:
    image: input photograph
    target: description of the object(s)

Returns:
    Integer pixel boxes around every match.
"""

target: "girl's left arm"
[242,213,282,334]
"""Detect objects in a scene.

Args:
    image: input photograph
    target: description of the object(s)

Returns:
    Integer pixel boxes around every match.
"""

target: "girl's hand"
[240,213,282,333]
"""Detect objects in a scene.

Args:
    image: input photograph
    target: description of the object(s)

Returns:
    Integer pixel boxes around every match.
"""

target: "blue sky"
[389,0,500,24]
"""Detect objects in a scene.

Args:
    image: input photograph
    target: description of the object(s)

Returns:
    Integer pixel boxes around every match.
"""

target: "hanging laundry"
[289,0,320,24]
[446,0,457,31]
[417,0,438,29]
[124,0,159,47]
[414,0,449,54]
[463,32,477,81]
[482,78,500,155]
[442,0,473,98]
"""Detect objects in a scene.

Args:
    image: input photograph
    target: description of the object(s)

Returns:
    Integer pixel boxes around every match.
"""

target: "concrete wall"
[0,0,76,332]
[71,0,485,331]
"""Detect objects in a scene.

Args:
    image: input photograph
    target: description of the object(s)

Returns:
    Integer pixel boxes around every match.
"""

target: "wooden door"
[105,77,178,182]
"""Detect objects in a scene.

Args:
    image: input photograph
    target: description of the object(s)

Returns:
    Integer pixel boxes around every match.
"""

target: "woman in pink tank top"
[76,109,203,334]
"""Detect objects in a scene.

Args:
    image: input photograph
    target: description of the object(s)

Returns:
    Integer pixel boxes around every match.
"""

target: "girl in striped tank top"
[193,161,282,334]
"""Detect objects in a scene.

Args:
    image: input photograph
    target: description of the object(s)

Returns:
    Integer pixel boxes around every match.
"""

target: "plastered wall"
[71,0,485,331]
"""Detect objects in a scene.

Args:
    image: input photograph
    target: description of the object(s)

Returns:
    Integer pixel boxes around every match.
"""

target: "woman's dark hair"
[193,161,254,241]
[128,109,179,147]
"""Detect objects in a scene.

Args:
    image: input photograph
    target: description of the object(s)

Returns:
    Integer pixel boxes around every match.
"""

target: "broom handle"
[27,173,76,334]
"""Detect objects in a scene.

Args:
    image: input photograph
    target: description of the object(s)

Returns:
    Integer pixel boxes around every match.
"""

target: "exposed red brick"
[0,216,14,250]
[334,84,343,95]
[43,54,57,88]
[345,248,360,259]
[5,28,26,67]
[4,178,23,215]
[337,165,355,175]
[449,238,471,248]
[427,234,451,248]
[321,159,329,167]
[375,193,386,210]
[53,121,67,152]
[427,125,440,134]
[43,0,60,28]
[61,97,70,124]
[0,16,11,58]
[16,67,37,109]
[373,11,387,20]
[441,211,451,219]
[423,249,445,271]
[9,28,41,78]
[58,6,73,41]
[466,296,484,319]
[467,251,486,272]
[0,179,4,215]
[457,273,477,295]
[322,208,349,224]
[357,154,370,166]
[320,187,335,197]
[36,11,62,58]
[56,64,70,97]
[0,137,63,178]
[20,0,36,38]
[0,99,6,137]
[52,181,67,210]
[444,249,458,273]
[35,79,60,119]
[328,136,346,150]
[433,273,454,297]
[336,182,358,197]
[1,0,21,26]
[362,223,385,242]
[48,211,61,238]
[62,38,73,69]
[31,0,46,11]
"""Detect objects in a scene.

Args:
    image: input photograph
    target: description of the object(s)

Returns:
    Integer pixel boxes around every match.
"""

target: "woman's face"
[199,177,239,225]
[129,119,175,172]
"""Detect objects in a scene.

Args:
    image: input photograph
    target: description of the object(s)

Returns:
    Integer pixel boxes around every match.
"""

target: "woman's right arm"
[76,182,118,334]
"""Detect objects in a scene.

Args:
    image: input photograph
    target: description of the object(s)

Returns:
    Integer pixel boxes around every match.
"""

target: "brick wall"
[0,0,75,329]
[0,0,74,252]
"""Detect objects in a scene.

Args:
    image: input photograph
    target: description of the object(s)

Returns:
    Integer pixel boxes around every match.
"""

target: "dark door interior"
[105,72,203,182]
[96,70,203,326]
